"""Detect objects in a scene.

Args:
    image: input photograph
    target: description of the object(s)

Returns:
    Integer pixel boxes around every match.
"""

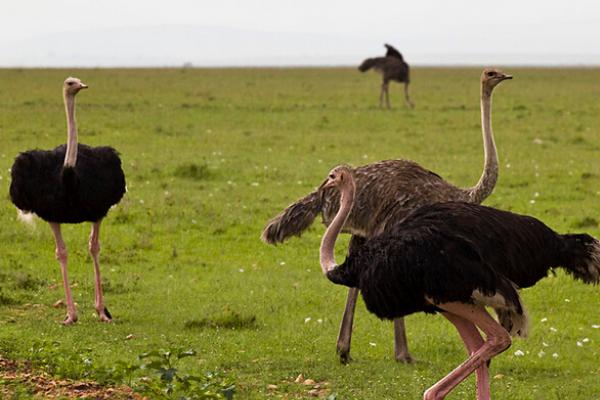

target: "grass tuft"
[173,162,213,180]
[184,310,257,330]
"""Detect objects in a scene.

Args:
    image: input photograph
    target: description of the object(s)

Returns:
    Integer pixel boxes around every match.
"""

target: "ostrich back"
[10,144,126,223]
[326,202,577,321]
[321,160,468,238]
[358,57,410,83]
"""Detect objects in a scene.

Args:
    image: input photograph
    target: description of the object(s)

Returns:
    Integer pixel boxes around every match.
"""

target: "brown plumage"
[358,43,414,109]
[262,69,512,363]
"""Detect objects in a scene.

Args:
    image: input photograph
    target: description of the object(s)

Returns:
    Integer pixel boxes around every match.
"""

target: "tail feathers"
[17,209,36,227]
[560,234,600,284]
[358,58,379,72]
[496,307,529,338]
[261,190,323,245]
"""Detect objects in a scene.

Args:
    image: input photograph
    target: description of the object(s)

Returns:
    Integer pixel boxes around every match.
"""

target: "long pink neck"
[63,92,78,167]
[320,178,355,274]
[467,84,498,203]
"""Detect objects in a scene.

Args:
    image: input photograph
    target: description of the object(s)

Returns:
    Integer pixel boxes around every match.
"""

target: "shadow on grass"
[184,310,257,330]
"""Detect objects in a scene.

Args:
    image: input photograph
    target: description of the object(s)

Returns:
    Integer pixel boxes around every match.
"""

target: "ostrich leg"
[404,82,415,109]
[89,221,112,322]
[379,82,386,108]
[393,317,414,363]
[50,223,77,324]
[384,82,391,109]
[336,235,364,363]
[442,312,489,400]
[423,302,510,400]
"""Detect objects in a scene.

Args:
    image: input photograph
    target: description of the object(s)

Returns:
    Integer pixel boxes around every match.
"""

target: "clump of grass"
[174,162,212,180]
[12,272,44,291]
[184,310,257,330]
[572,216,599,229]
[0,290,19,306]
[581,172,597,180]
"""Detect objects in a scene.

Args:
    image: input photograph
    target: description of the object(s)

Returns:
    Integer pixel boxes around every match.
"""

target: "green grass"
[0,67,599,399]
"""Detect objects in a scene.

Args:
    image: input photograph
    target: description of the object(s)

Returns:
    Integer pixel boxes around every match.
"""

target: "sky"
[1,0,599,67]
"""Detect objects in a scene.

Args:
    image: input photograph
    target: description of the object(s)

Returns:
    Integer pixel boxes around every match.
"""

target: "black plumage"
[327,202,600,331]
[10,144,125,223]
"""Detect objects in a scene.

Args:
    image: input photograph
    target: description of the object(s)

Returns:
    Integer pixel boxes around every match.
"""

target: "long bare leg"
[49,223,77,325]
[379,81,385,108]
[384,82,391,109]
[423,302,510,400]
[393,317,414,363]
[89,221,112,322]
[336,235,366,363]
[404,82,415,109]
[442,312,489,400]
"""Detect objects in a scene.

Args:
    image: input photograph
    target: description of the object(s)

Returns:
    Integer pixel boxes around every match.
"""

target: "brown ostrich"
[358,44,414,109]
[262,69,512,363]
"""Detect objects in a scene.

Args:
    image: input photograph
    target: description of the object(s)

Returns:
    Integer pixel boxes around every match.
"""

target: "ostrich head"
[63,77,88,96]
[322,165,354,191]
[481,68,512,92]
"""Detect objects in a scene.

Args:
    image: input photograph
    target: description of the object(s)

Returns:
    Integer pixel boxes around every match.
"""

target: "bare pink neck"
[63,92,78,167]
[320,179,355,274]
[468,85,498,203]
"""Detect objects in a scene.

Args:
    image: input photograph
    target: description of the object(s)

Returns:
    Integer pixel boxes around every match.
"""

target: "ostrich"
[9,77,126,325]
[262,68,511,363]
[358,43,414,109]
[320,166,600,400]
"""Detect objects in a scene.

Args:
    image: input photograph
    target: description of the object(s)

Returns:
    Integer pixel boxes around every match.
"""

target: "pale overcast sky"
[1,0,598,66]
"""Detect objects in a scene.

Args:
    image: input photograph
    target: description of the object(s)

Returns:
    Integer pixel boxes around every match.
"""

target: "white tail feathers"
[17,209,36,227]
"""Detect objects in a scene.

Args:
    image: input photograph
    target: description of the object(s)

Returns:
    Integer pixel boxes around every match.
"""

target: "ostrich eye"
[329,174,335,179]
[486,71,495,77]
[67,82,74,86]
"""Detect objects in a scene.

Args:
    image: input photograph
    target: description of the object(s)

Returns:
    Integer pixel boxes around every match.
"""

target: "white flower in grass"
[582,338,590,343]
[251,182,259,187]
[506,163,511,168]
[317,319,323,324]
[592,324,600,329]
[279,261,286,266]
[239,268,245,273]
[538,351,546,358]
[529,199,536,204]
[542,342,550,347]
[564,298,571,302]
[139,199,145,204]
[514,350,525,357]
[552,353,559,358]
[369,342,377,347]
[550,327,557,332]
[576,341,583,347]
[304,317,311,323]
[534,192,540,197]
[540,317,548,323]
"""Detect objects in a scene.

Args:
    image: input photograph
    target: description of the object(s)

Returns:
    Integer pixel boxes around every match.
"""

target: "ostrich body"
[358,44,414,109]
[320,166,600,400]
[262,69,511,363]
[9,77,126,325]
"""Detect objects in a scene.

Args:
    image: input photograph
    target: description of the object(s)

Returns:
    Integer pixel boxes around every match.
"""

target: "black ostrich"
[319,166,600,400]
[9,77,126,325]
[358,43,414,109]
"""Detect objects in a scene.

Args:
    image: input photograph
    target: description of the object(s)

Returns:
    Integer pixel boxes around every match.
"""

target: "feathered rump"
[559,234,600,284]
[261,190,323,244]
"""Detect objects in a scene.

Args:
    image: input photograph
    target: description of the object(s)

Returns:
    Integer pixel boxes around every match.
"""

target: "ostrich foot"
[337,348,353,364]
[97,307,113,323]
[395,352,416,364]
[62,314,78,325]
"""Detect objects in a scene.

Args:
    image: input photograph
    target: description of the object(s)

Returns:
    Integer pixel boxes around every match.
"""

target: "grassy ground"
[0,67,599,399]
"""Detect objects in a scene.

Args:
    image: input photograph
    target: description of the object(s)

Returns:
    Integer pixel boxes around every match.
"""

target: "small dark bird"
[319,166,600,400]
[10,77,126,325]
[358,43,414,109]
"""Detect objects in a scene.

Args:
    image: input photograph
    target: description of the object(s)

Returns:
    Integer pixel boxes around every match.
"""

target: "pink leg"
[423,302,511,400]
[442,312,489,400]
[49,223,77,325]
[89,221,112,322]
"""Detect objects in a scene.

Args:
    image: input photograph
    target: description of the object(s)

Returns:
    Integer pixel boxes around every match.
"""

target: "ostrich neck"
[63,93,78,167]
[467,86,498,203]
[320,180,355,274]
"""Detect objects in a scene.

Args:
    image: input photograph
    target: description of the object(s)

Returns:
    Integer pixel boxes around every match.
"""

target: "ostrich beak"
[80,83,89,89]
[501,74,513,81]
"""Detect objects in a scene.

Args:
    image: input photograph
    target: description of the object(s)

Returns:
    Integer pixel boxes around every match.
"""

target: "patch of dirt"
[0,355,146,399]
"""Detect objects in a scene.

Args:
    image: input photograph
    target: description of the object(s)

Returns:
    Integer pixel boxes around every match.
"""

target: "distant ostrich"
[358,43,414,109]
[9,77,126,325]
[320,166,600,400]
[262,69,511,363]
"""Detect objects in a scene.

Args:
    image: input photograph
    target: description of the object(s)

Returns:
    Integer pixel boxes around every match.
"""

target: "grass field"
[0,67,599,399]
